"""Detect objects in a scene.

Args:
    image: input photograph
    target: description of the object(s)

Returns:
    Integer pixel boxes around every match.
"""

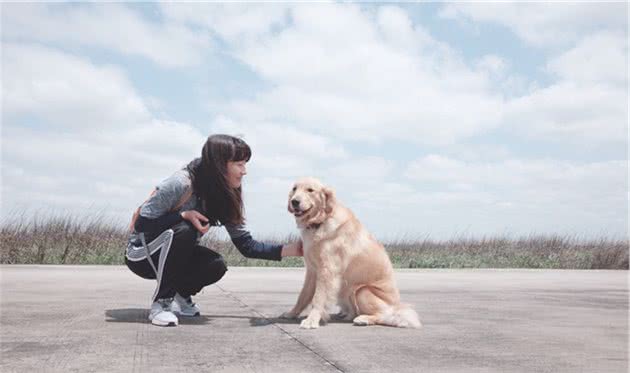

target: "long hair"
[185,134,251,226]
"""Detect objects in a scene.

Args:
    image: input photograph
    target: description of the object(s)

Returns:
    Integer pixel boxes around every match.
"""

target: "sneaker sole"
[174,311,200,317]
[151,319,178,327]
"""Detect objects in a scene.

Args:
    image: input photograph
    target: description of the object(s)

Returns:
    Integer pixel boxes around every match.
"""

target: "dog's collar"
[306,223,322,230]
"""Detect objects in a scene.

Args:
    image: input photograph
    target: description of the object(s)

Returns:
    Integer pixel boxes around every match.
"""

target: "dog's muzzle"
[293,205,311,217]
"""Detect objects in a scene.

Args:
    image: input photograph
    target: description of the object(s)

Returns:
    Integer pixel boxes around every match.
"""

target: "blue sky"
[2,2,628,240]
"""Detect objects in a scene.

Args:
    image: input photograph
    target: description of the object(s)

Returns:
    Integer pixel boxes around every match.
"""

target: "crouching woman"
[125,134,302,326]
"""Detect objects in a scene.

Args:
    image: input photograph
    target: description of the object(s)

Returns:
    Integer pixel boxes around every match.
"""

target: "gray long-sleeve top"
[131,168,283,261]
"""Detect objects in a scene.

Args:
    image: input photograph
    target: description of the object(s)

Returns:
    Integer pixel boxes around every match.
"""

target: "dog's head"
[288,177,336,227]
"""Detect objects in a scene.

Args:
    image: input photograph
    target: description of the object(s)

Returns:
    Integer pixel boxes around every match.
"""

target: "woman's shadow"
[105,308,214,325]
[105,309,349,327]
[105,308,296,326]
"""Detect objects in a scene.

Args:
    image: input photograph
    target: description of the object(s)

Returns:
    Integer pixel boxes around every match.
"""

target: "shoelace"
[158,298,174,309]
[183,297,195,307]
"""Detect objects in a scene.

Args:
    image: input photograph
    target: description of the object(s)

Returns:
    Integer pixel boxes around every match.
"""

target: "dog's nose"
[291,199,300,208]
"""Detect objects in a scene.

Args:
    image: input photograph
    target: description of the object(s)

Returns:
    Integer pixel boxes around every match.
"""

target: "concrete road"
[0,266,627,372]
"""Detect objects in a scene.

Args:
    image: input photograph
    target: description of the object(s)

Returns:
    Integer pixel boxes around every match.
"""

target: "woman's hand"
[281,240,303,257]
[180,210,210,234]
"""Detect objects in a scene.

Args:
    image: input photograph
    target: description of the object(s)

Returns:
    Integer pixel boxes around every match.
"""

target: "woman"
[125,134,303,327]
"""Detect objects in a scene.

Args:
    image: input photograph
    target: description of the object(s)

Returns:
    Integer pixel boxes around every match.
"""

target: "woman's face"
[226,160,247,189]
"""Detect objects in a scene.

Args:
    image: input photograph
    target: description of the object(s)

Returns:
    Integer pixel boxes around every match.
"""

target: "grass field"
[1,214,627,269]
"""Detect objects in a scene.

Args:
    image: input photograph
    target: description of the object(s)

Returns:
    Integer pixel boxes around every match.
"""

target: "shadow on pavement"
[105,308,213,325]
[249,316,353,327]
[105,309,354,327]
[105,308,148,323]
[104,309,287,326]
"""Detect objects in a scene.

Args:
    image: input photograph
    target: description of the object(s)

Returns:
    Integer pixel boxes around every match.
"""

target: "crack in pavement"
[215,284,345,373]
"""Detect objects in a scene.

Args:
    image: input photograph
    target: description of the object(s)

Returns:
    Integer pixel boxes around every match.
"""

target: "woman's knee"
[205,255,228,284]
[125,258,157,280]
[212,255,228,276]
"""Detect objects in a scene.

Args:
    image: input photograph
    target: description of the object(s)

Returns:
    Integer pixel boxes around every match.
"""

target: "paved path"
[1,266,627,372]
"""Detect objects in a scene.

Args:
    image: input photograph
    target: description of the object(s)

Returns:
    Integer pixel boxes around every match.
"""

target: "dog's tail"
[380,304,422,329]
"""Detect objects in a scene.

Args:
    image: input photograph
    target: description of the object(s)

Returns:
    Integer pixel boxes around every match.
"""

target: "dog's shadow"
[249,316,353,327]
[105,309,351,327]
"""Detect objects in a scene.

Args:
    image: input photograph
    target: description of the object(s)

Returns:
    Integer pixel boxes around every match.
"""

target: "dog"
[280,177,421,329]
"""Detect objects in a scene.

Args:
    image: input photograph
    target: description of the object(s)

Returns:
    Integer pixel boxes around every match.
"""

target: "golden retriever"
[280,177,421,329]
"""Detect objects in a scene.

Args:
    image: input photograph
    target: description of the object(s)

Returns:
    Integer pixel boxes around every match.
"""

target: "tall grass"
[1,212,126,265]
[0,213,627,269]
[384,235,628,269]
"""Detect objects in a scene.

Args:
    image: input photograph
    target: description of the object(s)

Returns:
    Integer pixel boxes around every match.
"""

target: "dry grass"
[1,212,125,265]
[384,235,628,269]
[1,213,627,269]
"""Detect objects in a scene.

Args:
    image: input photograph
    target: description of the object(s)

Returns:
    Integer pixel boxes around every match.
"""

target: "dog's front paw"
[279,311,298,320]
[353,315,373,326]
[300,316,320,329]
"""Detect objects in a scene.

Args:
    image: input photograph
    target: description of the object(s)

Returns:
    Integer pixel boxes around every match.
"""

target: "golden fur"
[281,177,421,329]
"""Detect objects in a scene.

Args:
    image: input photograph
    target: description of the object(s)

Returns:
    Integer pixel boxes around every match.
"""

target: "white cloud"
[504,31,626,143]
[160,2,289,45]
[2,3,211,68]
[210,115,348,180]
[211,116,347,160]
[504,81,626,142]
[198,3,506,145]
[3,43,150,129]
[2,44,206,219]
[405,155,626,205]
[439,2,627,48]
[438,143,512,163]
[401,155,627,238]
[546,31,628,87]
[3,121,205,217]
[326,156,394,188]
[438,5,627,145]
[161,3,627,146]
[475,54,507,78]
[160,3,510,144]
[2,3,626,240]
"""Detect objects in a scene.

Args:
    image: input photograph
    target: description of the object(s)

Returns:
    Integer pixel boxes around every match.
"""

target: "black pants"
[126,221,227,301]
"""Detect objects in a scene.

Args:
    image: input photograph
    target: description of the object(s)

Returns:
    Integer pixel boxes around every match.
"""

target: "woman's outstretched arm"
[225,224,302,260]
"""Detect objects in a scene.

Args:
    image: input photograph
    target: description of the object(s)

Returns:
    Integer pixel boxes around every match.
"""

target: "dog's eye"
[292,186,296,192]
[307,188,314,193]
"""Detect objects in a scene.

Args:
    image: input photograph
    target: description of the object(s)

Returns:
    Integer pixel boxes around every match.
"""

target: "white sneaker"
[149,298,178,326]
[171,293,201,317]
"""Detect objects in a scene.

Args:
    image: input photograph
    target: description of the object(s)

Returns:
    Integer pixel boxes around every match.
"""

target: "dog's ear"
[323,187,336,215]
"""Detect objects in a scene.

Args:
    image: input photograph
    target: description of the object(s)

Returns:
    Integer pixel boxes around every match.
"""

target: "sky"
[1,2,628,241]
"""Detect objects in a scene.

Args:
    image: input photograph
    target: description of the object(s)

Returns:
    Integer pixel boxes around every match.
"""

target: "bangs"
[232,138,251,162]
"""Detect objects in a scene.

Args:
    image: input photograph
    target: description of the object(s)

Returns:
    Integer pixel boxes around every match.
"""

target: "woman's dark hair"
[186,134,251,226]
